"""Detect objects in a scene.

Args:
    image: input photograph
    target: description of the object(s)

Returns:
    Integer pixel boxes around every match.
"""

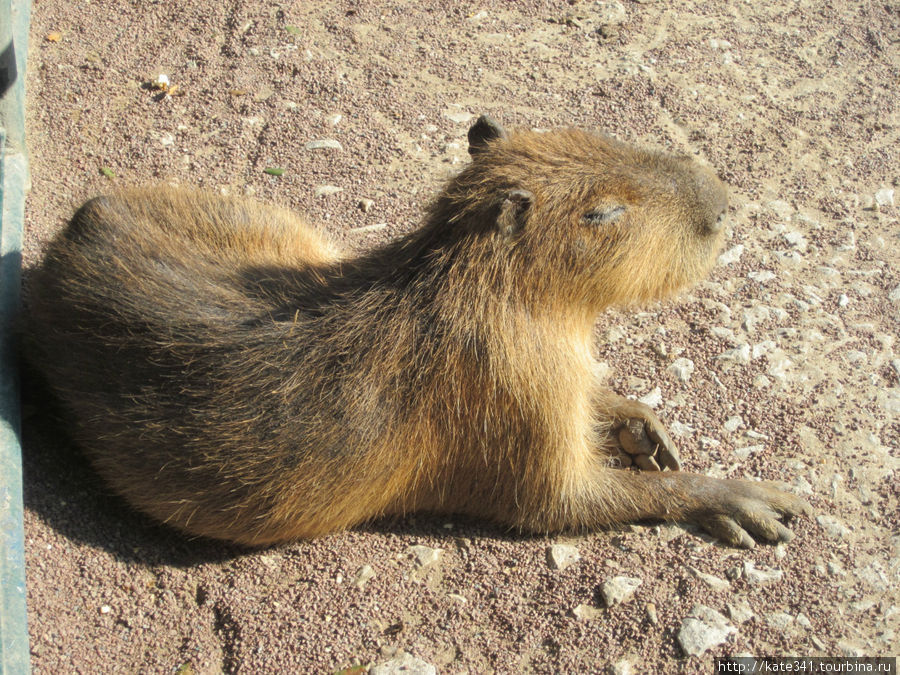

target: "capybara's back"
[25,117,808,546]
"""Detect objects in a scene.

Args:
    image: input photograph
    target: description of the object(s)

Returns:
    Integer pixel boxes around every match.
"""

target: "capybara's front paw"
[610,398,681,471]
[682,475,812,548]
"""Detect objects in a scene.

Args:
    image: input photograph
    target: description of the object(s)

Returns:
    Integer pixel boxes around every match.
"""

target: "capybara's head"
[427,115,728,312]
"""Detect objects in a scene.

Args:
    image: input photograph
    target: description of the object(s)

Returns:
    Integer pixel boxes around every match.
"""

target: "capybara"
[24,116,809,547]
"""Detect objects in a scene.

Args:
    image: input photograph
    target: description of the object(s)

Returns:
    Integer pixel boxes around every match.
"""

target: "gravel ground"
[21,0,898,672]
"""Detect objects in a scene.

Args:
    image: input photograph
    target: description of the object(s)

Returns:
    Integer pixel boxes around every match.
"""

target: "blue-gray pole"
[0,0,32,672]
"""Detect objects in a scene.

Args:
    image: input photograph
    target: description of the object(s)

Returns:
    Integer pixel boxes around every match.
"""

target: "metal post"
[0,0,32,671]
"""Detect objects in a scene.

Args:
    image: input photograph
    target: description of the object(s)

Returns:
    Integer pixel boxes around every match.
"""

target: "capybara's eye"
[582,205,625,225]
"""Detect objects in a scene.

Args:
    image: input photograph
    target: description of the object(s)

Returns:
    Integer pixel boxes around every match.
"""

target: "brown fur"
[24,118,808,547]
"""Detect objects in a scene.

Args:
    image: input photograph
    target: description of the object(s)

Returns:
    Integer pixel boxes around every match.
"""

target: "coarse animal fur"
[24,116,809,547]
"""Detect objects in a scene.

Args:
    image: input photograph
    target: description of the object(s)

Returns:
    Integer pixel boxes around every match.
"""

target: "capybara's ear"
[496,189,533,237]
[468,115,508,155]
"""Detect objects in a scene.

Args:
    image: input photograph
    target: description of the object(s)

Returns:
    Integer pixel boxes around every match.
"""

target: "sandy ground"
[19,0,898,672]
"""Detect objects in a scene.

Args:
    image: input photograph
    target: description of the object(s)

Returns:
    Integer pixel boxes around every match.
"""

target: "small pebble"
[667,358,694,383]
[727,599,755,624]
[443,110,474,124]
[742,306,770,332]
[748,270,776,283]
[766,199,793,218]
[612,656,637,675]
[352,564,375,589]
[767,357,793,379]
[717,244,744,266]
[874,187,894,207]
[688,566,731,592]
[305,139,343,151]
[637,387,662,408]
[371,652,436,675]
[717,344,751,365]
[669,421,695,437]
[752,374,771,388]
[816,515,850,540]
[723,415,743,432]
[783,231,809,252]
[601,576,642,607]
[406,545,443,568]
[645,602,659,625]
[572,603,603,620]
[595,0,627,25]
[314,185,343,197]
[358,198,375,213]
[546,544,581,571]
[743,561,783,585]
[765,611,795,631]
[677,605,736,656]
[826,561,845,576]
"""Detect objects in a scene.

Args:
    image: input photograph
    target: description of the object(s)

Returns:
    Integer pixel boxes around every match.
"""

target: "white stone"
[748,270,776,283]
[688,567,731,591]
[314,185,343,197]
[783,231,809,252]
[443,110,474,124]
[353,564,375,589]
[767,357,793,379]
[766,199,793,218]
[601,576,642,606]
[546,544,581,571]
[677,605,736,656]
[723,415,743,432]
[727,600,755,624]
[752,341,776,359]
[718,244,744,266]
[612,657,637,675]
[734,444,764,460]
[765,611,795,631]
[742,306,770,332]
[743,561,783,585]
[817,515,850,539]
[717,344,752,365]
[670,421,696,437]
[406,545,443,568]
[371,652,437,675]
[667,358,695,383]
[638,387,662,408]
[305,139,343,151]
[572,603,603,620]
[594,0,627,24]
[874,188,895,207]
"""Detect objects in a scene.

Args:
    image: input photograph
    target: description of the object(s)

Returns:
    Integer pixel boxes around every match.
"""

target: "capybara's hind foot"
[607,395,681,471]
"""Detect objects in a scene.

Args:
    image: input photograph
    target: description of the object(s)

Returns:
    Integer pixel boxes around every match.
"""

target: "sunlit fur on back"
[25,118,808,547]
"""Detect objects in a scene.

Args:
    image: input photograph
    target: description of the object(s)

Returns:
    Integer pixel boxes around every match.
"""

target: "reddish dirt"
[21,0,899,672]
